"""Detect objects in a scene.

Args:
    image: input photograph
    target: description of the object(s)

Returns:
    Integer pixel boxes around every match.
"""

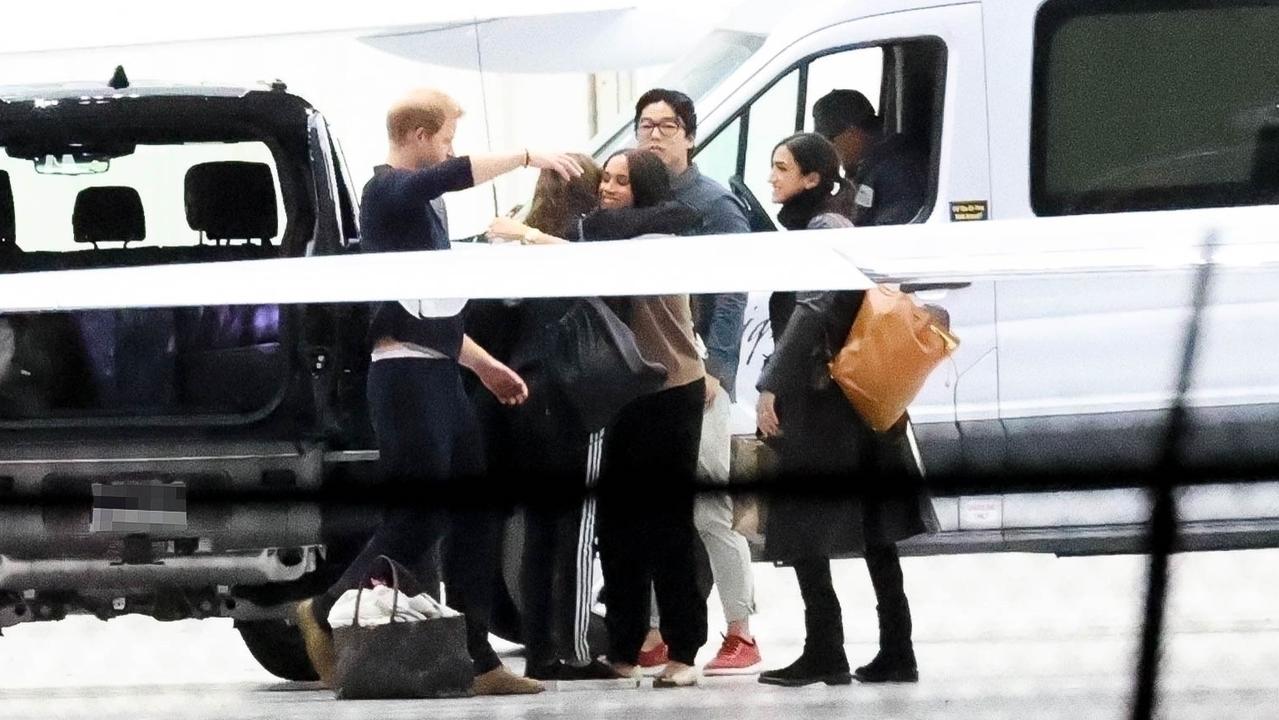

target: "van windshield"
[592,29,766,158]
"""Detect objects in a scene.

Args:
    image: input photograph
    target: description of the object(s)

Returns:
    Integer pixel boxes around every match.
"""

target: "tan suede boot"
[472,665,545,695]
[294,598,336,687]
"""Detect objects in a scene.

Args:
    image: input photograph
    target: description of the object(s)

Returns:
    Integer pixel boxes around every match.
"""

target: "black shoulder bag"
[550,297,667,432]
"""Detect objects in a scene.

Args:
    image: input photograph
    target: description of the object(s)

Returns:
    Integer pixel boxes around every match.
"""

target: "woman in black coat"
[754,133,937,687]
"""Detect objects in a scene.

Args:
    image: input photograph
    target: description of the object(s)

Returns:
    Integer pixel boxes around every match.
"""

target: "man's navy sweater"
[360,157,474,358]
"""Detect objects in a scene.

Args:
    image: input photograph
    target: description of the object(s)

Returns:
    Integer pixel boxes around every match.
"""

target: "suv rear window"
[1,141,284,261]
[0,142,290,422]
[1031,0,1279,215]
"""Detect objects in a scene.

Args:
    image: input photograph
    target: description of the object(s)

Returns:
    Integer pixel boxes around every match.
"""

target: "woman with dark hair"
[489,148,709,688]
[601,147,675,210]
[492,150,694,244]
[754,132,936,687]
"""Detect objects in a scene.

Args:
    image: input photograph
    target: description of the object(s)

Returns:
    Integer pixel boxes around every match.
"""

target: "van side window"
[1032,0,1279,215]
[740,71,800,209]
[694,39,945,226]
[802,48,884,129]
[696,117,742,190]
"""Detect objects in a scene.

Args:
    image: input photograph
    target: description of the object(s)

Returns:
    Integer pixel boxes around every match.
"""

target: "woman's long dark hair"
[580,149,696,240]
[604,149,673,209]
[524,153,602,238]
[773,132,856,230]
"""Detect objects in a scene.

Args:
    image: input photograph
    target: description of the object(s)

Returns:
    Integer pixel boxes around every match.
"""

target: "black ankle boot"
[853,650,917,683]
[759,649,851,687]
[855,601,918,683]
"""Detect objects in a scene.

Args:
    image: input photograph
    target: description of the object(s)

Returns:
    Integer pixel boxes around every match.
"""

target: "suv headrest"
[73,186,146,245]
[184,161,278,241]
[0,170,14,245]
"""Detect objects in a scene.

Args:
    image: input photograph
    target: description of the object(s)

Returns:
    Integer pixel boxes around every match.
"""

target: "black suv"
[0,74,384,680]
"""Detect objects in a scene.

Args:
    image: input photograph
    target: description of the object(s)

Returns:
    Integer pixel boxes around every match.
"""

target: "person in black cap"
[811,89,927,226]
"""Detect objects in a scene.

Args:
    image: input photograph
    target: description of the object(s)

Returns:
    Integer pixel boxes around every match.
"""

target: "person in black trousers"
[479,155,620,681]
[489,149,709,688]
[293,87,581,697]
[753,133,938,687]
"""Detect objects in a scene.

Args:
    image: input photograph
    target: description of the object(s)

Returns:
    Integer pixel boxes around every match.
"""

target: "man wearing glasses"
[631,88,763,677]
[633,88,751,421]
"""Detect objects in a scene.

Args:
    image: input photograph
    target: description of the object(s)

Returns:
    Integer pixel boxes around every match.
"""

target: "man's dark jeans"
[317,358,502,674]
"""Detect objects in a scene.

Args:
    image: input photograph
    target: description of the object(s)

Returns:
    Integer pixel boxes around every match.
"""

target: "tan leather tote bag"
[828,285,959,432]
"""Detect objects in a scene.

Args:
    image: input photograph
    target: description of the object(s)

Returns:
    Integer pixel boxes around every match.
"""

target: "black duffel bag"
[331,556,474,700]
[550,297,667,432]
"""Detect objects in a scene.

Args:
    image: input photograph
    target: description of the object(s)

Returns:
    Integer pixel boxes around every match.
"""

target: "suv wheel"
[235,618,320,682]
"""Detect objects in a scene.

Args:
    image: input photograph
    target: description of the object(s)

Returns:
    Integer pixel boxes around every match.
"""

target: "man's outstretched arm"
[459,334,529,406]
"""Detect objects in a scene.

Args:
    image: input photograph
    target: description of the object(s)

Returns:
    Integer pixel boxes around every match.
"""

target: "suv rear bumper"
[0,547,320,594]
[0,440,326,497]
[0,503,323,557]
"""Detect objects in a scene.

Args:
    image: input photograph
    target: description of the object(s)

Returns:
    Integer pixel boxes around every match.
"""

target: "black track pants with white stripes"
[511,386,605,667]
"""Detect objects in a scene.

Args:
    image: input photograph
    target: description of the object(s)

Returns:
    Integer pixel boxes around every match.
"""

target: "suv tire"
[235,618,320,682]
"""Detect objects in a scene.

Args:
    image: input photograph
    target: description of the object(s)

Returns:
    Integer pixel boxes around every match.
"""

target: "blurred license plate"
[91,481,187,533]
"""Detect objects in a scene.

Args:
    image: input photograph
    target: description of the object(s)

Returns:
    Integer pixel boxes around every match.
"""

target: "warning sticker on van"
[949,201,989,221]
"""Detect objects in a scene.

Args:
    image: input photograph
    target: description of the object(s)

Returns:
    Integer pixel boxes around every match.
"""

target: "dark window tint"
[1032,0,1279,215]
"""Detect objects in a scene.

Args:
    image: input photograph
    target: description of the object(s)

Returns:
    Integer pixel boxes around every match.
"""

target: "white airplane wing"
[2,210,1277,314]
[358,5,722,73]
[0,1,643,56]
[0,232,868,313]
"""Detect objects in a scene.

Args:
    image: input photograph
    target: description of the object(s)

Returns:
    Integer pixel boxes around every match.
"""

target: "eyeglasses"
[636,119,684,139]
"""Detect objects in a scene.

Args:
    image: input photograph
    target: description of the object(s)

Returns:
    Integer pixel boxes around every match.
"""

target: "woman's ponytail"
[775,132,856,227]
[824,176,858,220]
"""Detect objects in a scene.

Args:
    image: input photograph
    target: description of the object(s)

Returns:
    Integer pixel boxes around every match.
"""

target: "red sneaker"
[637,641,669,668]
[703,634,763,676]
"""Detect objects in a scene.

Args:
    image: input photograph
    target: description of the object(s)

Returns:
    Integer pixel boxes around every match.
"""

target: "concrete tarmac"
[1,550,1275,719]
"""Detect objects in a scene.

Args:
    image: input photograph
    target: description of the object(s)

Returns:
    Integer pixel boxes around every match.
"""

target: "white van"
[592,0,1279,554]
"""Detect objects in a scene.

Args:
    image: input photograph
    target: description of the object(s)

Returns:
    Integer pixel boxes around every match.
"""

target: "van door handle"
[900,282,972,293]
